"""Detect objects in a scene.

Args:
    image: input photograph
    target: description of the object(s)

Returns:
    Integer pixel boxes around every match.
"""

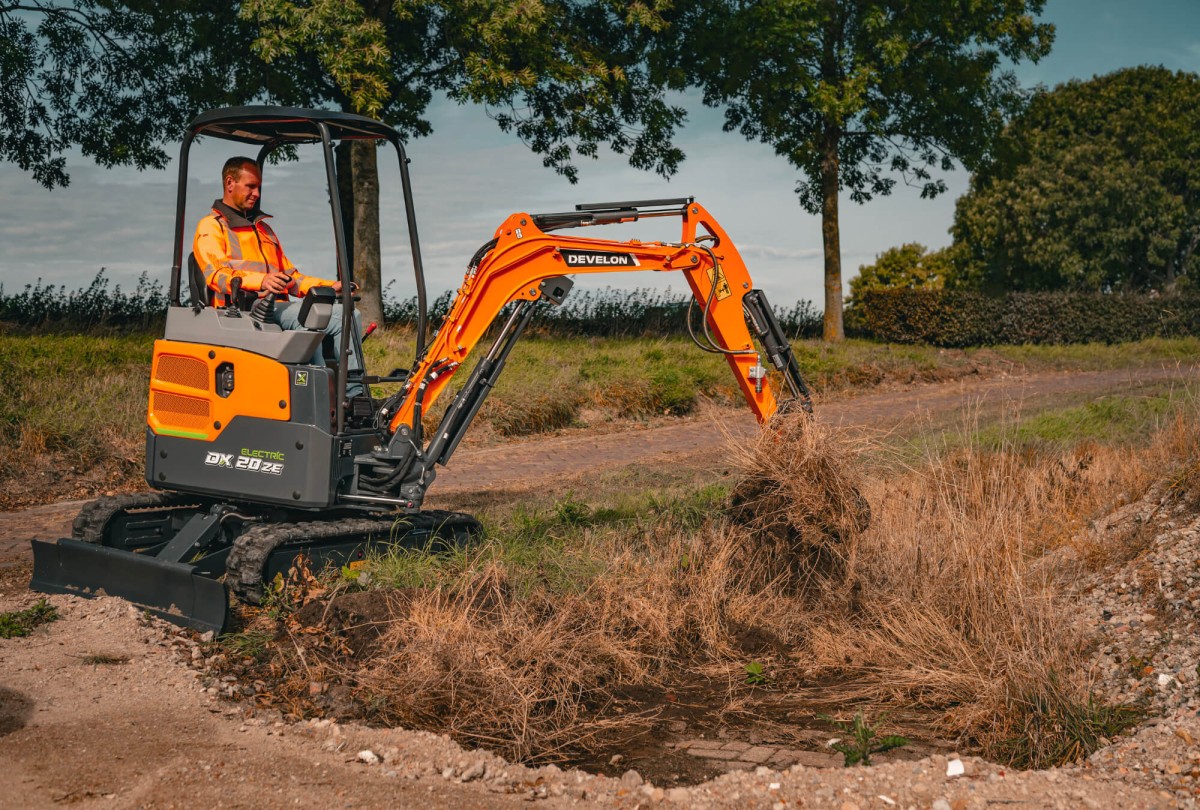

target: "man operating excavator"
[193,156,365,396]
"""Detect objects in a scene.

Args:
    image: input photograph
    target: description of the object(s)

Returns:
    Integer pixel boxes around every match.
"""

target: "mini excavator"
[30,107,813,633]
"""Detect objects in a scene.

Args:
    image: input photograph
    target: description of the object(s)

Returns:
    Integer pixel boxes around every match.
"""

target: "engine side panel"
[146,418,339,508]
[149,339,298,441]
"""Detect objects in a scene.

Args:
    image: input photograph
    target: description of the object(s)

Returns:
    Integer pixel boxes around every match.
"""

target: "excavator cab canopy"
[168,106,431,364]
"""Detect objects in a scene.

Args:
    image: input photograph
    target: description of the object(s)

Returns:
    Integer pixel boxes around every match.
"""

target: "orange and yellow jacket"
[193,200,335,304]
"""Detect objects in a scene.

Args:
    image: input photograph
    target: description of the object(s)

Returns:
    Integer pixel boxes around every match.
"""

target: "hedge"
[848,289,1200,347]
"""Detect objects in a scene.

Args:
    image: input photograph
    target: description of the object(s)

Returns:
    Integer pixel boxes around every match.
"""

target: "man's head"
[221,157,261,215]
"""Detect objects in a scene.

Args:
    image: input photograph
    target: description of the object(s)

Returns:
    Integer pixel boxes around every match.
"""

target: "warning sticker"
[705,265,732,301]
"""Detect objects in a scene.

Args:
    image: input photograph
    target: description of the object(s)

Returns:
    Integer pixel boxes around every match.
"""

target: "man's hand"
[260,273,292,295]
[332,281,358,294]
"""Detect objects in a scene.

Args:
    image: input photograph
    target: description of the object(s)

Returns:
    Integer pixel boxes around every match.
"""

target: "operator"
[194,156,364,397]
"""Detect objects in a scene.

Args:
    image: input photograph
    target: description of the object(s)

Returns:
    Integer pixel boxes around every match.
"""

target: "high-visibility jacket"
[193,199,334,304]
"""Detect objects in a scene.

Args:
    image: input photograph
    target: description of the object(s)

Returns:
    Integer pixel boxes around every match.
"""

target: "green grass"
[218,629,275,662]
[0,333,151,457]
[981,394,1180,450]
[361,484,728,599]
[883,386,1197,469]
[991,336,1200,370]
[3,328,1195,506]
[0,600,59,638]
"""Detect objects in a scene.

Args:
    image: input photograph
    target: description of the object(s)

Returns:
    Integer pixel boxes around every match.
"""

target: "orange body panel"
[148,340,292,441]
[389,202,780,433]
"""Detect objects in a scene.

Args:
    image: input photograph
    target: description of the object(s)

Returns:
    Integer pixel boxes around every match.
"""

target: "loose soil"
[2,364,1198,808]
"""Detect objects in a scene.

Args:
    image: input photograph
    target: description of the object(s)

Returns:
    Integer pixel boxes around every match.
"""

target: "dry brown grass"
[790,398,1200,765]
[319,519,804,761]
[238,393,1199,767]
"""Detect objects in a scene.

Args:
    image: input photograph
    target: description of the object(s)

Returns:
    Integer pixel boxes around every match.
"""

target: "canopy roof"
[187,106,399,144]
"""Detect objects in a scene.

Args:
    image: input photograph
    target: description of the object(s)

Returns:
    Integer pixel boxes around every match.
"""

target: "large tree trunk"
[820,132,844,341]
[350,140,383,326]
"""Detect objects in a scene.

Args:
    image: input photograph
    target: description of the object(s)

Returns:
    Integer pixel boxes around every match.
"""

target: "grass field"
[7,328,1198,769]
[1,330,1196,507]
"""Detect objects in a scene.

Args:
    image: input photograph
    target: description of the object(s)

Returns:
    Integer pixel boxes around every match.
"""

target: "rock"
[356,750,380,766]
[609,754,624,766]
[621,769,644,789]
[460,762,486,782]
[931,800,952,810]
[666,787,691,803]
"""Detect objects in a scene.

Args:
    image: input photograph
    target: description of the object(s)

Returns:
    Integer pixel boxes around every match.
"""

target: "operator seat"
[187,253,214,308]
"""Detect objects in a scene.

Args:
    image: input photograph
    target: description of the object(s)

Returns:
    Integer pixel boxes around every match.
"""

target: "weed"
[743,662,769,686]
[260,555,327,619]
[822,711,908,766]
[220,629,275,662]
[995,676,1142,769]
[0,600,59,638]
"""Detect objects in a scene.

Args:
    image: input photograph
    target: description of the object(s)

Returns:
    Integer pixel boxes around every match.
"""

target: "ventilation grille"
[156,355,209,391]
[153,392,210,430]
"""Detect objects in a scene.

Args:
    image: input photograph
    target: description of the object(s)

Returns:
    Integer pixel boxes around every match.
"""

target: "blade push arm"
[382,200,811,439]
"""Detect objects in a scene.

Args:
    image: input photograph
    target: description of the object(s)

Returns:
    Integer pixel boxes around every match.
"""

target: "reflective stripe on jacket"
[193,199,334,303]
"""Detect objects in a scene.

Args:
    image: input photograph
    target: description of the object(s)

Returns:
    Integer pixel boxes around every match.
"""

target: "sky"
[1,0,1197,309]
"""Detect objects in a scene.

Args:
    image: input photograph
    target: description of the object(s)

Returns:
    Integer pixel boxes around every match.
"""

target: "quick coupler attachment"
[30,538,229,634]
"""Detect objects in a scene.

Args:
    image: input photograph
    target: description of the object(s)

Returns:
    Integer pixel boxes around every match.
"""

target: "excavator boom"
[380,198,811,442]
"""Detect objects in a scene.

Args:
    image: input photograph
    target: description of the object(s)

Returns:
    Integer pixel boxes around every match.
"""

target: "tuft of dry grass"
[726,414,872,589]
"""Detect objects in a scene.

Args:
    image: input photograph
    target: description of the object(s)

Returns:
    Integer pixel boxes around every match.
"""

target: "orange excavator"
[30,107,812,632]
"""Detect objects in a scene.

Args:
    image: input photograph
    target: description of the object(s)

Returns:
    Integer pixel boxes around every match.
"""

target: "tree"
[243,0,686,326]
[653,0,1053,340]
[848,242,949,302]
[0,1,304,188]
[951,67,1200,294]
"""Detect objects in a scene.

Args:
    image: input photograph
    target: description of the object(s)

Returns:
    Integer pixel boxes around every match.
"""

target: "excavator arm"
[355,198,812,511]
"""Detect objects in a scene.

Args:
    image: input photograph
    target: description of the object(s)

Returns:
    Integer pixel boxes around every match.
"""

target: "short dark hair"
[222,156,259,184]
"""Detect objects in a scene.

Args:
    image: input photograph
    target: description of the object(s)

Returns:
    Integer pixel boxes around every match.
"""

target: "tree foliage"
[951,66,1200,293]
[653,0,1053,340]
[848,242,949,302]
[0,1,295,188]
[240,0,688,324]
[243,0,686,181]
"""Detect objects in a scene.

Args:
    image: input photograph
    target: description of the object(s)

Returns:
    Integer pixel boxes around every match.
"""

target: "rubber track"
[225,510,481,605]
[71,492,201,544]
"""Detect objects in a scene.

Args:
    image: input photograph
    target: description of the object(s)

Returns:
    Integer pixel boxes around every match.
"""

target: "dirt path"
[1,364,1197,809]
[1,363,1190,565]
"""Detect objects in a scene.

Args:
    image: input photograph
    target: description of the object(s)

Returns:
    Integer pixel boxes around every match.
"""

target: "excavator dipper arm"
[383,199,809,438]
[355,199,813,510]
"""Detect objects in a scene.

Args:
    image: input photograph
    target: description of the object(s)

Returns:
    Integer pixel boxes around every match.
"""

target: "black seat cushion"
[187,253,213,307]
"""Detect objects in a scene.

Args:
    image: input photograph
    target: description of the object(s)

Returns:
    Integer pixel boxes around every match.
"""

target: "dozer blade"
[30,538,229,634]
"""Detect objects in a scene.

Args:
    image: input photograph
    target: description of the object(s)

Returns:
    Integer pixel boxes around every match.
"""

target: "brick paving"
[673,730,957,773]
[675,738,842,771]
[2,364,1190,567]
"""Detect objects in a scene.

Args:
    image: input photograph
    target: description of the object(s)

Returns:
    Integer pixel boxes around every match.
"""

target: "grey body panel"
[164,305,323,363]
[147,418,341,509]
